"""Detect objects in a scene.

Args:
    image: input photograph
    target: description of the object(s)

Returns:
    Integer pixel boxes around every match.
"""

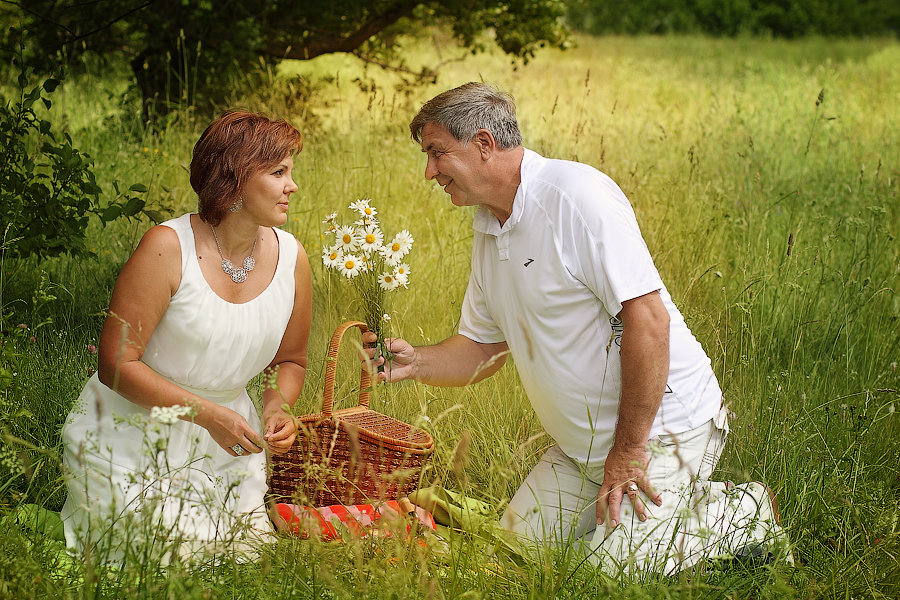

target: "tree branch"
[57,0,154,49]
[261,0,420,60]
[2,0,154,48]
[349,48,467,81]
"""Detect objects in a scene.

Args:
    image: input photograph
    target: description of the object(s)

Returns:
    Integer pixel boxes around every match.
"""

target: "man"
[367,82,786,574]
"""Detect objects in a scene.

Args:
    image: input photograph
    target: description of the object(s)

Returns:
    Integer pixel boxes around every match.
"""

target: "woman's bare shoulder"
[118,223,183,294]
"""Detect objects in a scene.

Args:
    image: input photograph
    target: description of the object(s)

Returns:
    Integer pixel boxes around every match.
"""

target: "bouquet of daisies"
[322,199,413,358]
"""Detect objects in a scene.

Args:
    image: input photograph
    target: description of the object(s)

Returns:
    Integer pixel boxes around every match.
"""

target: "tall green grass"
[1,33,898,598]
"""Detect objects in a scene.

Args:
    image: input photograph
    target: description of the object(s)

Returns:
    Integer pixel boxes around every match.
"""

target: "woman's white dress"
[60,213,298,556]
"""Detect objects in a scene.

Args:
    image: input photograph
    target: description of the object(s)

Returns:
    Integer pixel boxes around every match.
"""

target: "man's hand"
[361,332,418,383]
[360,333,508,387]
[596,444,662,529]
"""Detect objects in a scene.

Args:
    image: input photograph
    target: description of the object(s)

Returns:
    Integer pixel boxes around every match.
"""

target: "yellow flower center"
[329,252,338,260]
[345,260,355,269]
[385,276,393,282]
[366,234,375,244]
[342,234,352,244]
[392,243,401,252]
[365,207,373,215]
[398,267,405,274]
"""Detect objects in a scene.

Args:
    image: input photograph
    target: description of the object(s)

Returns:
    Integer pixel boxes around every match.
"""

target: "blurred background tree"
[565,0,900,37]
[1,0,569,120]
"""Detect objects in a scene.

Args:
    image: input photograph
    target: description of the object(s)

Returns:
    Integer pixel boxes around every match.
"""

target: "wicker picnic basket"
[268,321,434,506]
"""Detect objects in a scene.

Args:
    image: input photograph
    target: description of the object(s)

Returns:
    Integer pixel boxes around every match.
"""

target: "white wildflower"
[393,263,410,286]
[322,245,343,268]
[357,224,384,254]
[378,272,400,291]
[335,225,357,252]
[360,255,377,272]
[322,212,338,233]
[340,255,362,279]
[353,215,378,228]
[381,230,413,265]
[350,198,377,220]
[150,405,192,425]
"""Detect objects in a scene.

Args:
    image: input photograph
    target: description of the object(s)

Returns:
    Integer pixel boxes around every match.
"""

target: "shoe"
[729,481,793,566]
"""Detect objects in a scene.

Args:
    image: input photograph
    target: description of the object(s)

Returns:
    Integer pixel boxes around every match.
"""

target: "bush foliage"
[567,0,900,37]
[0,52,152,260]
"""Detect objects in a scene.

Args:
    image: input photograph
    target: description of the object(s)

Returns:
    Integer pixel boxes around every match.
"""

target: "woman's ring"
[231,444,245,456]
[628,483,638,493]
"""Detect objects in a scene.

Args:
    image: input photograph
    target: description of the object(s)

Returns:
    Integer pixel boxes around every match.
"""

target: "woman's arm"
[97,225,264,455]
[260,239,312,454]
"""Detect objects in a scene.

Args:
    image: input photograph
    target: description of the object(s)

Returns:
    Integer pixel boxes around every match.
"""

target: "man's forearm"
[612,294,670,451]
[415,334,508,387]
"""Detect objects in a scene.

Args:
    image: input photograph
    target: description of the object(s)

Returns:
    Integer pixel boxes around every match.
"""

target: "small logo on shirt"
[523,258,535,267]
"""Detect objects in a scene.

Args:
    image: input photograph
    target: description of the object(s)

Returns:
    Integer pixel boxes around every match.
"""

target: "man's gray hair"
[409,82,523,149]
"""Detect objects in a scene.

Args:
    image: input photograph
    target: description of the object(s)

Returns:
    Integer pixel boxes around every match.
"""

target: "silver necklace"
[210,224,257,283]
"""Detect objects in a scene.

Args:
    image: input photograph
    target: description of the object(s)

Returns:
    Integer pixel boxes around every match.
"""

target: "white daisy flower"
[381,230,414,265]
[321,212,338,233]
[360,255,377,272]
[335,225,357,252]
[393,263,411,286]
[358,225,384,254]
[393,229,414,251]
[322,245,343,268]
[349,198,377,219]
[378,272,400,291]
[353,215,378,228]
[340,255,362,279]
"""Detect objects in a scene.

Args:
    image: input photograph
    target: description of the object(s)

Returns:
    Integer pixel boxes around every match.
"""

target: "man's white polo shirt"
[459,149,722,466]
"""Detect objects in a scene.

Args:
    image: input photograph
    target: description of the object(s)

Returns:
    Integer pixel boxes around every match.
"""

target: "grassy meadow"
[1,32,899,598]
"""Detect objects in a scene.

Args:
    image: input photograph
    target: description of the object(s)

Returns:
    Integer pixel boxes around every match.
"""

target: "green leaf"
[43,78,60,93]
[83,181,102,196]
[144,210,166,224]
[128,183,148,193]
[42,98,52,110]
[101,205,122,222]
[123,197,145,216]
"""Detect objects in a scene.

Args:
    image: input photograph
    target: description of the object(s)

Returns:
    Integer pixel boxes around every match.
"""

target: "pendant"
[229,268,248,283]
[210,224,257,285]
[221,258,251,283]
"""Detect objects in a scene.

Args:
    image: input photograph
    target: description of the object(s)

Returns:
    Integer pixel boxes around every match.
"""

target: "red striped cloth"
[276,501,436,541]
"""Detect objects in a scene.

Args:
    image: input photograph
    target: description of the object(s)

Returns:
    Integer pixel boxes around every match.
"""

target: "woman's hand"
[263,408,297,454]
[197,403,264,456]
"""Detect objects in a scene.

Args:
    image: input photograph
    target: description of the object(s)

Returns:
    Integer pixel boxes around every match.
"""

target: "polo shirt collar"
[472,148,542,236]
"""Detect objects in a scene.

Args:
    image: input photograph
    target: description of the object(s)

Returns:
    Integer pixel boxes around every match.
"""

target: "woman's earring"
[229,197,243,213]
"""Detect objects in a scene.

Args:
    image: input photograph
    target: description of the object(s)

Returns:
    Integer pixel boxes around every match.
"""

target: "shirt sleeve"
[560,174,664,317]
[458,234,506,344]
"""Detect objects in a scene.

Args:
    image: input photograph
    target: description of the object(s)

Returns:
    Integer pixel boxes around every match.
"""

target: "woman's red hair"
[190,111,303,225]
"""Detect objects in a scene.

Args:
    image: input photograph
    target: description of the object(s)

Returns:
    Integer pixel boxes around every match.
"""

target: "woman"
[60,111,311,559]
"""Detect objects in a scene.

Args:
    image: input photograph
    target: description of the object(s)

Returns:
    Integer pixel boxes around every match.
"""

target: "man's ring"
[628,483,638,493]
[231,444,245,456]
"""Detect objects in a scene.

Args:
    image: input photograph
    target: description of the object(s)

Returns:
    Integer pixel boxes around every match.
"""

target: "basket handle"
[322,320,372,415]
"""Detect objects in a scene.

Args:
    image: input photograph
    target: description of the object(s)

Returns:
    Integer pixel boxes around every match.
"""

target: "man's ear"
[472,129,496,158]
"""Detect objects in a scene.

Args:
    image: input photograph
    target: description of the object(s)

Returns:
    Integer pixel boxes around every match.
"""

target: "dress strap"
[158,213,195,276]
[273,227,299,275]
